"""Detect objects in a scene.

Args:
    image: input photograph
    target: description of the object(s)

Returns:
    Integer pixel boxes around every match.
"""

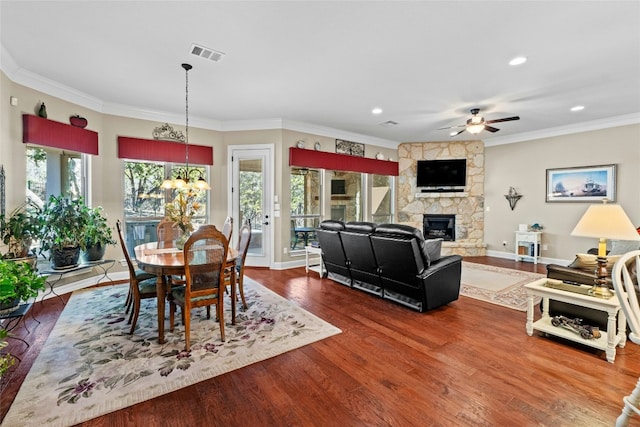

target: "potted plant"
[38,195,91,269]
[0,200,41,261]
[0,257,46,312]
[83,206,116,262]
[0,329,16,380]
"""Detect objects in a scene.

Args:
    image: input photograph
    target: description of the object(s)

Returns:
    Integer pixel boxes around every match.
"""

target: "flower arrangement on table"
[164,189,202,234]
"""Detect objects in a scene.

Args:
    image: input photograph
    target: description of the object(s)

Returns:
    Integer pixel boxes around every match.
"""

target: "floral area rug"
[2,278,341,427]
[460,262,545,311]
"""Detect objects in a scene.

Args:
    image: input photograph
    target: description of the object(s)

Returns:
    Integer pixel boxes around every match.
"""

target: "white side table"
[515,231,542,264]
[525,278,626,363]
[305,245,325,278]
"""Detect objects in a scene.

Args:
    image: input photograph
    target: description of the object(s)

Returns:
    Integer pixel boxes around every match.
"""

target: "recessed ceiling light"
[509,56,527,66]
[570,105,585,112]
[372,108,383,115]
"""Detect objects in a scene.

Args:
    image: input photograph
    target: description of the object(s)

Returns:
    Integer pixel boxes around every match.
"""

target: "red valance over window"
[23,114,99,155]
[289,147,398,176]
[117,136,213,165]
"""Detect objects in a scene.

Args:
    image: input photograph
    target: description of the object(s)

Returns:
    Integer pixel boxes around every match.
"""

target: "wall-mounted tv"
[331,179,346,195]
[416,159,466,188]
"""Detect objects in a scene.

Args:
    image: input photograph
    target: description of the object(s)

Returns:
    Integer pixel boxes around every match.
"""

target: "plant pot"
[0,297,20,315]
[51,246,81,270]
[82,243,106,262]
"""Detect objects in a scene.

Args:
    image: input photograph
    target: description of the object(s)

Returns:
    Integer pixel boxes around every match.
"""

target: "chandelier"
[161,63,210,190]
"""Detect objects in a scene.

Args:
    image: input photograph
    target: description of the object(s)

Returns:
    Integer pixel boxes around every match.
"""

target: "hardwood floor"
[2,257,638,426]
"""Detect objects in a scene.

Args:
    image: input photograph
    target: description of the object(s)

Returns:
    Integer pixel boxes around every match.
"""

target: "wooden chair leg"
[184,306,191,351]
[218,294,225,342]
[617,378,640,426]
[129,298,141,334]
[238,275,247,310]
[169,302,176,332]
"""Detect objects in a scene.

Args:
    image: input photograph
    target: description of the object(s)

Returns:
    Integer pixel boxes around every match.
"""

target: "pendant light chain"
[183,63,192,173]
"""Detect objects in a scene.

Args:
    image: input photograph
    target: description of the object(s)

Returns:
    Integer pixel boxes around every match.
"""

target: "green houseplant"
[0,329,16,380]
[38,195,91,269]
[83,206,116,262]
[0,257,46,311]
[0,200,41,260]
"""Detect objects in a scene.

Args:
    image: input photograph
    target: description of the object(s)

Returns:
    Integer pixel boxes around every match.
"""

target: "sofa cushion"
[319,220,345,231]
[568,253,622,274]
[344,221,376,234]
[610,240,640,255]
[374,223,423,240]
[421,238,443,267]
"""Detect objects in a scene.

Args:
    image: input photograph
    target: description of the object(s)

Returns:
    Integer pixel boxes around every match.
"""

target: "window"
[371,174,394,224]
[329,171,362,223]
[122,160,208,256]
[26,146,85,205]
[290,168,321,250]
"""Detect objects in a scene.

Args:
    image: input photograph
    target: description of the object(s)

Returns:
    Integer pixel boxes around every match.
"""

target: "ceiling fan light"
[467,124,485,134]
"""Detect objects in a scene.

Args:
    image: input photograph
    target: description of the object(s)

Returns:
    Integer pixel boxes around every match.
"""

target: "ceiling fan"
[439,108,520,137]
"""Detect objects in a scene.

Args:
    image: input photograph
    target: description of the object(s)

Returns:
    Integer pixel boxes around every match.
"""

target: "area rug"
[2,278,341,427]
[460,262,545,311]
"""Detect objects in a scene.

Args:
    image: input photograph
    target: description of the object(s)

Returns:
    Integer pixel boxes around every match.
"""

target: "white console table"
[525,278,626,363]
[515,230,542,264]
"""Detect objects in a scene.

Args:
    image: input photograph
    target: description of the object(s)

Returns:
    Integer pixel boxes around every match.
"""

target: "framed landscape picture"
[546,164,616,202]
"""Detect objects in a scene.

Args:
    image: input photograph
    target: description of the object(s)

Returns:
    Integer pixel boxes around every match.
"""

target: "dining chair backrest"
[236,223,252,268]
[222,216,233,243]
[612,250,640,343]
[184,225,229,299]
[157,218,181,243]
[116,219,136,277]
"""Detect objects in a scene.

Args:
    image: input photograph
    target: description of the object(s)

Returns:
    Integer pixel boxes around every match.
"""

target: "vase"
[176,231,190,250]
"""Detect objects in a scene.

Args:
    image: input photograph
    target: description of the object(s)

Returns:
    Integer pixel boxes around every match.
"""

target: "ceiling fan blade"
[484,125,500,133]
[450,129,466,137]
[437,124,465,130]
[486,116,520,124]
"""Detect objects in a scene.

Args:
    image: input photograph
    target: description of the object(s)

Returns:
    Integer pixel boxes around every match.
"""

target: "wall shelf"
[415,192,468,198]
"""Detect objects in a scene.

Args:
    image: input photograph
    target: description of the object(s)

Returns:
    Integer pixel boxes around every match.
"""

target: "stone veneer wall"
[397,140,486,256]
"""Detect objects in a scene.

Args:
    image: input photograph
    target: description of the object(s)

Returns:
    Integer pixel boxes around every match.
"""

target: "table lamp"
[570,199,640,298]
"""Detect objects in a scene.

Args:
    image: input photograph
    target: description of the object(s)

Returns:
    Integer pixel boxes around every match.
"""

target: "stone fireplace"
[396,140,486,256]
[424,214,456,241]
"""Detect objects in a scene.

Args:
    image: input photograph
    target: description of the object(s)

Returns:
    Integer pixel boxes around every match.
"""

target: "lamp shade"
[571,203,640,241]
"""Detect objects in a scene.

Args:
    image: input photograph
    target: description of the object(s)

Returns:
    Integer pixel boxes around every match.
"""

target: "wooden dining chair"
[612,250,640,426]
[222,216,233,243]
[225,223,252,310]
[157,217,181,243]
[115,219,158,334]
[169,224,229,350]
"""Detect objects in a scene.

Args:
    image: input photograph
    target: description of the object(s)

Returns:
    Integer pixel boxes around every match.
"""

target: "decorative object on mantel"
[314,141,321,151]
[37,102,47,118]
[504,186,522,210]
[161,63,210,191]
[375,152,384,160]
[336,139,365,157]
[153,123,185,142]
[296,140,305,149]
[69,115,88,128]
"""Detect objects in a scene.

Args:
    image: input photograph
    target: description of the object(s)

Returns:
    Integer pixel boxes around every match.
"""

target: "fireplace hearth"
[423,214,456,241]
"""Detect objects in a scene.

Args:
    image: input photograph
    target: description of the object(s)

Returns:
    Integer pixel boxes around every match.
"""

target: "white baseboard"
[485,249,571,266]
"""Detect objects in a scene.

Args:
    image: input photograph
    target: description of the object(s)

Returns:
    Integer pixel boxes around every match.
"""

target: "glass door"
[229,146,273,267]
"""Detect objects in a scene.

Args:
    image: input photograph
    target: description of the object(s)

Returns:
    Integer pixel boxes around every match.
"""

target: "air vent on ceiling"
[190,44,225,62]
[379,120,399,127]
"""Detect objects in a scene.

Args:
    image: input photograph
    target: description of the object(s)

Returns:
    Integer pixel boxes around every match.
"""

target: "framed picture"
[335,139,365,157]
[546,164,617,202]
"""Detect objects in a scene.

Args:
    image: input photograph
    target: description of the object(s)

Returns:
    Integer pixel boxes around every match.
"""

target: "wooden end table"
[525,278,626,363]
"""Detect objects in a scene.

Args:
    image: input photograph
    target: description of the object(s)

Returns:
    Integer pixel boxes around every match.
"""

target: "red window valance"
[117,136,213,165]
[289,147,398,176]
[23,114,99,155]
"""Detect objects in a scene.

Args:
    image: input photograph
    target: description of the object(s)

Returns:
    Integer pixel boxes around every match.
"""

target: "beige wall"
[485,124,640,262]
[0,72,399,268]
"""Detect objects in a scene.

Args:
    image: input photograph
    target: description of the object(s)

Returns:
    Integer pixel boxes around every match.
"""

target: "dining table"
[134,240,237,344]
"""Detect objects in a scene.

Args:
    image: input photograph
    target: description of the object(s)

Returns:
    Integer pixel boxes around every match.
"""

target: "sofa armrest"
[419,254,463,278]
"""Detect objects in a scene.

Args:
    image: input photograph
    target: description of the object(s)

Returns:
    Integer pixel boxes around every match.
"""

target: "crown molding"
[485,113,640,146]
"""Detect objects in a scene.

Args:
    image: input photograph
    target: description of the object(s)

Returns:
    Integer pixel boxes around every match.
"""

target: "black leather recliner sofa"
[315,220,463,312]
